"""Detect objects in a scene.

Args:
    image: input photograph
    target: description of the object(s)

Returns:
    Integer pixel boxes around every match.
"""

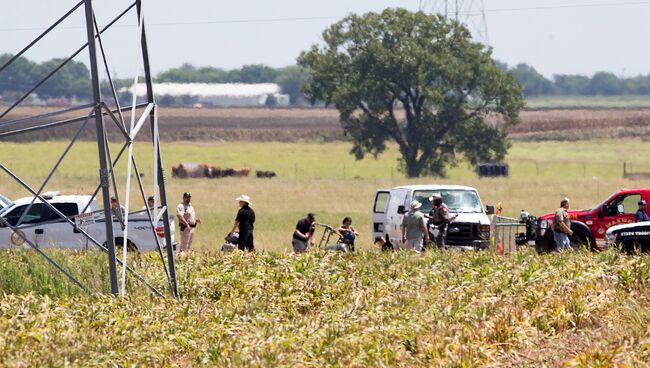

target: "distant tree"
[626,75,650,94]
[36,59,91,100]
[0,53,42,97]
[588,71,624,95]
[276,66,307,105]
[298,9,524,177]
[237,64,278,83]
[510,63,554,96]
[157,63,204,83]
[553,74,591,95]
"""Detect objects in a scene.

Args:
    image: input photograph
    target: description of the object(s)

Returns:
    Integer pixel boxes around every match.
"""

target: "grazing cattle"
[171,162,207,178]
[256,170,277,178]
[204,165,223,178]
[171,163,258,179]
[232,168,250,177]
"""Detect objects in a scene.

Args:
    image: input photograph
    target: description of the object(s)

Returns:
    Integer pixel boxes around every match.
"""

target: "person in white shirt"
[177,192,201,252]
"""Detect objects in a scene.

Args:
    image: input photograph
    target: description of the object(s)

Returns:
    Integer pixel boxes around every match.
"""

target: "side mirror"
[397,205,405,214]
[485,205,495,215]
[597,209,604,218]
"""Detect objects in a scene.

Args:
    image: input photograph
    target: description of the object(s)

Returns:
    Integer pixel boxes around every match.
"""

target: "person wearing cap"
[636,200,649,222]
[292,213,316,253]
[177,192,201,252]
[229,195,256,251]
[401,200,429,252]
[552,198,573,252]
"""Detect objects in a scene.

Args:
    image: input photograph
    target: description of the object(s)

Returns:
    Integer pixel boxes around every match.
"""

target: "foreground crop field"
[1,249,650,366]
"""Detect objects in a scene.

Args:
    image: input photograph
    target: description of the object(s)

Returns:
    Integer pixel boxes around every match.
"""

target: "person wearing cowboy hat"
[401,200,429,252]
[229,194,256,251]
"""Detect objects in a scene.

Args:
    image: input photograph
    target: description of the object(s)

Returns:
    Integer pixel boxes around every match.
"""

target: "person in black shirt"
[229,195,256,251]
[292,212,316,253]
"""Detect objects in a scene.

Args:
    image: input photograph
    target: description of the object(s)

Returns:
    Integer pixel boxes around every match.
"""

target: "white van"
[372,185,494,249]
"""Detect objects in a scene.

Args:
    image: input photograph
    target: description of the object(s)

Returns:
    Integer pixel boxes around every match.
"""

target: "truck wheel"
[569,222,597,251]
[569,232,588,250]
[105,238,138,252]
[622,240,650,254]
[535,230,554,254]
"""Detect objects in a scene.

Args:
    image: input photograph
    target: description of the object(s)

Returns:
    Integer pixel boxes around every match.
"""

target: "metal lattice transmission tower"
[0,0,178,298]
[419,0,490,46]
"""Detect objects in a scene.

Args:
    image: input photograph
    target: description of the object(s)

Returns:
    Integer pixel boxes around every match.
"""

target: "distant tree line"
[0,54,93,103]
[2,52,650,106]
[500,62,650,97]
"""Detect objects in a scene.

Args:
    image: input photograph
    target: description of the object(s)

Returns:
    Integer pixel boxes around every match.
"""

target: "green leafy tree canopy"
[298,8,524,177]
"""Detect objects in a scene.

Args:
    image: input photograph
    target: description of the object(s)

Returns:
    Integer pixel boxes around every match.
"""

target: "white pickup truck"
[0,192,175,251]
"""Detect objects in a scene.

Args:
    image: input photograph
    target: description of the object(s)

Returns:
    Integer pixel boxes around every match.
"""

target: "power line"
[1,1,650,33]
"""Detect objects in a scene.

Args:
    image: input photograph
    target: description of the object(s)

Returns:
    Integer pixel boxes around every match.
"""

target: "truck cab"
[536,188,650,250]
[372,185,492,250]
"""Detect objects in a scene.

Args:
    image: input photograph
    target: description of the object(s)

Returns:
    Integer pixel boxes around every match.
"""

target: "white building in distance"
[126,83,290,107]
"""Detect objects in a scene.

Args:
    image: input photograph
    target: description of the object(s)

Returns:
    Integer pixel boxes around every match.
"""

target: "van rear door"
[385,188,410,246]
[372,190,390,242]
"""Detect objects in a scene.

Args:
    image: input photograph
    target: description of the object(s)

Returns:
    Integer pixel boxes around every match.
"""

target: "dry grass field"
[4,105,650,142]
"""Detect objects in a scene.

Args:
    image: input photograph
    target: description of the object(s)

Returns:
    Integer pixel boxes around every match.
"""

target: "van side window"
[374,192,390,213]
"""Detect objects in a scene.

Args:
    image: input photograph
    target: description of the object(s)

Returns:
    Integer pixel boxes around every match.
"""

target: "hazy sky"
[2,0,650,79]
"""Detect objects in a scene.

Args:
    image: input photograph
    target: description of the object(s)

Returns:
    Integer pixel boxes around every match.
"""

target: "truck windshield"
[587,191,618,212]
[413,190,483,214]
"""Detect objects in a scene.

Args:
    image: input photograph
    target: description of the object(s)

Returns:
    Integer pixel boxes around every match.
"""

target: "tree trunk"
[405,159,423,178]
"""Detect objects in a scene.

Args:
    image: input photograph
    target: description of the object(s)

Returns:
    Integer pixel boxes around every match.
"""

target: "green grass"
[1,249,649,366]
[525,95,650,109]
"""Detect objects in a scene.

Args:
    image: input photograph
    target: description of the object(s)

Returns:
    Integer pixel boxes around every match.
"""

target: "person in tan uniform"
[177,192,201,252]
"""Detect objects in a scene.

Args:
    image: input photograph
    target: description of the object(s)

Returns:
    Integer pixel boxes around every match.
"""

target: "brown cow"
[232,168,250,177]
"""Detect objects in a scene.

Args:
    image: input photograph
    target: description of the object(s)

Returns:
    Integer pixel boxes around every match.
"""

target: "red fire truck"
[524,188,650,252]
